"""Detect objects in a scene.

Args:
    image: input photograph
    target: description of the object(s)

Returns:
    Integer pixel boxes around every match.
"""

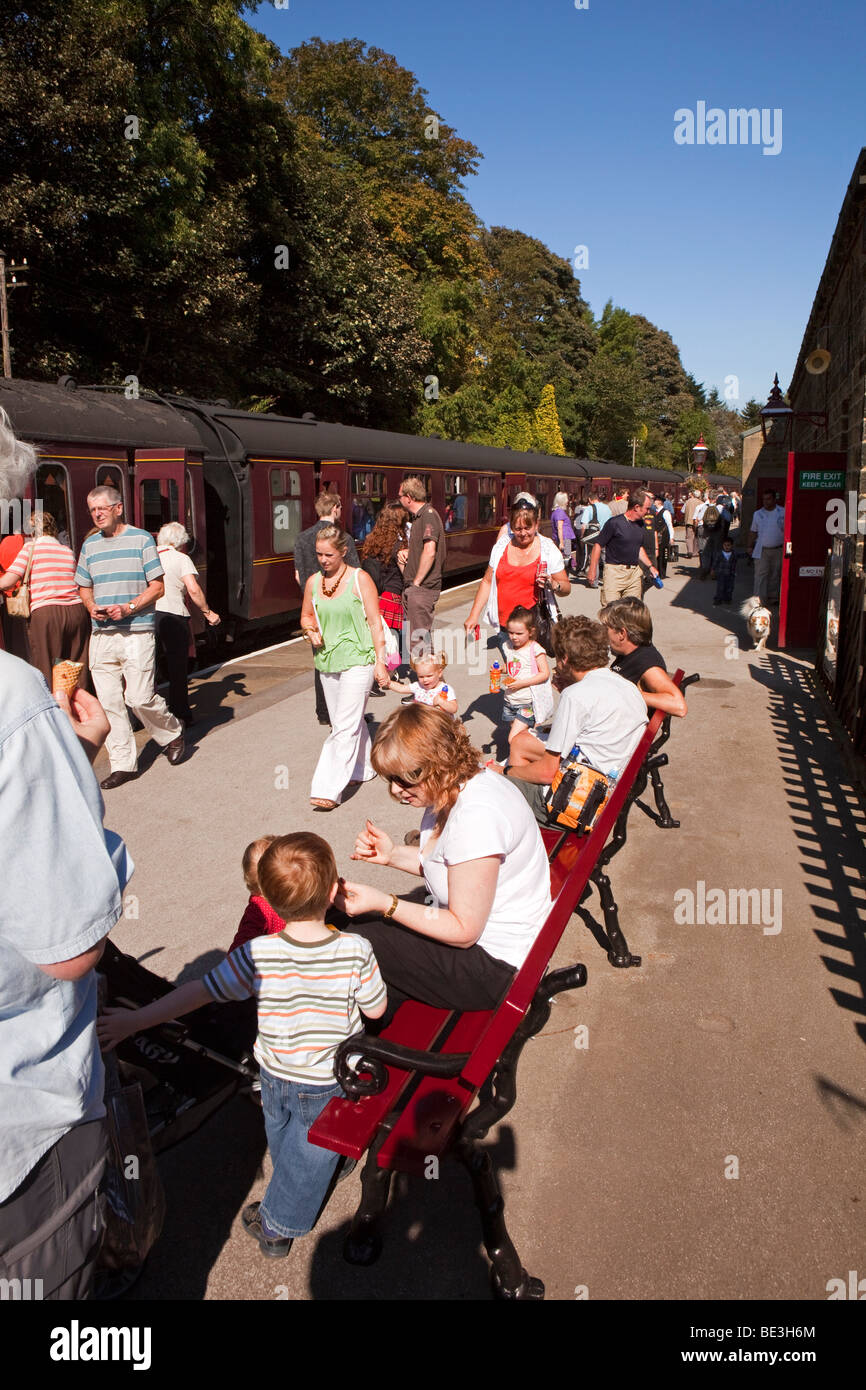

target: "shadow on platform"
[751,654,866,1052]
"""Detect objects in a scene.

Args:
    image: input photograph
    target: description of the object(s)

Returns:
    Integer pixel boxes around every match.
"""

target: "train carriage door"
[779,452,845,649]
[133,449,186,537]
[319,460,349,524]
[504,473,525,522]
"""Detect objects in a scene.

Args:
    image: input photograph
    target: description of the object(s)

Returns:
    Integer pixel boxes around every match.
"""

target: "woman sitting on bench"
[335,704,553,1016]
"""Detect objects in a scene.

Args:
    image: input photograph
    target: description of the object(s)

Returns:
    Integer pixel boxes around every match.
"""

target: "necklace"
[321,565,347,598]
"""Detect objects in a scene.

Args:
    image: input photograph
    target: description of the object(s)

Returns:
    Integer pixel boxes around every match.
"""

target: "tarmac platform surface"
[99,542,866,1302]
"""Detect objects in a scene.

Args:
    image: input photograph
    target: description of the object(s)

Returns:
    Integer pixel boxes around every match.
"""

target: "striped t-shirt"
[203,930,387,1084]
[74,527,163,632]
[6,537,82,610]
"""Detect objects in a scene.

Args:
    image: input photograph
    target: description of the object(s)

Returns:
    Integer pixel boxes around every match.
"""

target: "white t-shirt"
[411,679,453,707]
[750,506,785,558]
[546,667,648,778]
[502,639,547,711]
[155,546,198,616]
[419,770,552,970]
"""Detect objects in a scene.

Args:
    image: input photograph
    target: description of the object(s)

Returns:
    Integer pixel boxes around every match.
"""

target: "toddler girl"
[501,605,553,743]
[228,836,286,953]
[389,651,459,716]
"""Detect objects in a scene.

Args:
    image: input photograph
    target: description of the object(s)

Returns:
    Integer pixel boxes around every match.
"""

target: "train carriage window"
[535,482,549,519]
[444,474,467,531]
[478,474,497,526]
[95,465,126,517]
[350,470,387,541]
[272,468,302,554]
[184,469,197,555]
[140,478,178,535]
[35,463,72,547]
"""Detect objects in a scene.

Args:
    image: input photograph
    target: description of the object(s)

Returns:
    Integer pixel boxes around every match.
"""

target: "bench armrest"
[336,1031,471,1099]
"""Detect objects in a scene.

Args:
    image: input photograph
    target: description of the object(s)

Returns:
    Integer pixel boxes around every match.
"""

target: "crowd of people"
[6,396,783,1297]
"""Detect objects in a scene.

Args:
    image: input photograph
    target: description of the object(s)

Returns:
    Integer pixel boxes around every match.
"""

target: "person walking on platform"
[683,490,701,559]
[748,489,785,606]
[295,493,360,726]
[398,477,446,663]
[300,525,390,811]
[586,490,660,605]
[76,487,184,789]
[155,522,220,725]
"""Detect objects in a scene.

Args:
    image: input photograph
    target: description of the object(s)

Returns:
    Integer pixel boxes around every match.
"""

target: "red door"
[779,452,846,649]
[133,449,186,537]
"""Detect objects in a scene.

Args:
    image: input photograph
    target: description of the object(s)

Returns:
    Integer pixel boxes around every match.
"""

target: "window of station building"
[140,477,179,536]
[35,462,73,547]
[94,464,126,517]
[350,470,387,541]
[271,467,302,554]
[444,474,467,531]
[478,474,497,526]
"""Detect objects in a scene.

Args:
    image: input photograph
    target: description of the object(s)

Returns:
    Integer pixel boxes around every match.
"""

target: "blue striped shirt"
[75,527,163,632]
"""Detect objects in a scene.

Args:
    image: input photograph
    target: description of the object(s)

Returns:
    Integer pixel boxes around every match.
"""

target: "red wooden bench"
[310,670,695,1298]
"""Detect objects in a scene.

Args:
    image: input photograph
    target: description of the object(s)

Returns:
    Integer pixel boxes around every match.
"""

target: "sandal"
[310,798,338,811]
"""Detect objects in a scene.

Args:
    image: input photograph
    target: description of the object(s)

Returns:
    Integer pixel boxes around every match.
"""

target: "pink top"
[6,537,83,611]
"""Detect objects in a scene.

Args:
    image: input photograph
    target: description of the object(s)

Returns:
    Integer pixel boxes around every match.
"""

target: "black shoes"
[100,770,139,791]
[164,733,185,765]
[241,1202,293,1259]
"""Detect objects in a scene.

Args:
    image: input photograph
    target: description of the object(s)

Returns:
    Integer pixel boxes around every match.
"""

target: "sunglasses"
[390,770,424,791]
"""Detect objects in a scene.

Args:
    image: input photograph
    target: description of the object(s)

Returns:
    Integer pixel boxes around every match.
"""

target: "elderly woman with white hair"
[551,491,577,575]
[155,522,219,725]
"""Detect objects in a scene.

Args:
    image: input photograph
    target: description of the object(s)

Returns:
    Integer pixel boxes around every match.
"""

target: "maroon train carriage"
[1,377,710,645]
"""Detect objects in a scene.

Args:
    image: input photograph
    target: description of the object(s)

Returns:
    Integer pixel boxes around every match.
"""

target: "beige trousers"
[89,629,182,771]
[600,563,643,607]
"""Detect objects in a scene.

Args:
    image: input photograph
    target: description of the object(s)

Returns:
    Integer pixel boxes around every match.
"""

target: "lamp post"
[692,434,708,481]
[759,372,826,445]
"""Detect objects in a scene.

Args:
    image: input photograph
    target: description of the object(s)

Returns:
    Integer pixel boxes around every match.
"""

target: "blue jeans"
[258,1069,342,1238]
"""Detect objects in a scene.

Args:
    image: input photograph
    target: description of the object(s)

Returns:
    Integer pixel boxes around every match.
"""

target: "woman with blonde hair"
[335,703,552,1012]
[301,524,390,810]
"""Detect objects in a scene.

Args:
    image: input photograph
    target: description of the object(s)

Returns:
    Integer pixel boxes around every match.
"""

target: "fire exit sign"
[800,470,844,489]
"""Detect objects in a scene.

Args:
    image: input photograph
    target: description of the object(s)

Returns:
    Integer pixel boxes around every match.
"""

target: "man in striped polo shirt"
[76,487,184,788]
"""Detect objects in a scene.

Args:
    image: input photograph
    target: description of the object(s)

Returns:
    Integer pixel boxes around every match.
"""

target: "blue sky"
[249,0,865,410]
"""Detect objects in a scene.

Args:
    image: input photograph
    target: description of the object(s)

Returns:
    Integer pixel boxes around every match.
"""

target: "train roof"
[2,378,696,485]
[0,378,205,452]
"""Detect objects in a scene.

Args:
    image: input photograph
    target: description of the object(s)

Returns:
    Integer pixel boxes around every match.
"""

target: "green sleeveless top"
[312,569,376,673]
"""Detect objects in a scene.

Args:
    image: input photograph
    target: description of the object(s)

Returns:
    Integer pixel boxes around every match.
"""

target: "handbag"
[380,616,401,671]
[4,539,34,619]
[531,586,561,659]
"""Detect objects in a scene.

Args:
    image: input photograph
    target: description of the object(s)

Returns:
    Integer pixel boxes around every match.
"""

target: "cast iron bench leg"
[456,1138,544,1300]
[343,1117,395,1267]
[591,865,641,968]
[649,763,680,829]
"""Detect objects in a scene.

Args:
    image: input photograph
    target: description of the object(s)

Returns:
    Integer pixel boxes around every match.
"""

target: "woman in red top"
[464,498,570,648]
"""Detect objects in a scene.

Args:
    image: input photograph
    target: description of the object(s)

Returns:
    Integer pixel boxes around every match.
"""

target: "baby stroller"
[94,940,259,1296]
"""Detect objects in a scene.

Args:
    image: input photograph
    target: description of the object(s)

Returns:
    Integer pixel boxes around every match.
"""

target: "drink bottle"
[489,661,502,693]
[652,575,664,589]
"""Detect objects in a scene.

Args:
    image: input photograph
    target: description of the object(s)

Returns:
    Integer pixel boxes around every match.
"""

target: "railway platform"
[100,547,866,1302]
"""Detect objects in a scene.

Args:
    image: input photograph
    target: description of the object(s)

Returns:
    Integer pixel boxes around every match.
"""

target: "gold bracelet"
[384,894,399,919]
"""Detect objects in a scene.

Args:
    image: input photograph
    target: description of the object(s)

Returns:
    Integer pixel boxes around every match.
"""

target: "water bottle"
[652,574,664,589]
[489,661,502,693]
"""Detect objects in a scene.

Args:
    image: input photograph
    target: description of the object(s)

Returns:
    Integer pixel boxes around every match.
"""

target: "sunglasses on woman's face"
[390,770,424,791]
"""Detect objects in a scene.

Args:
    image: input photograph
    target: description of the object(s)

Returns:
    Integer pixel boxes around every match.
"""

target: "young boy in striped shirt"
[98,832,387,1258]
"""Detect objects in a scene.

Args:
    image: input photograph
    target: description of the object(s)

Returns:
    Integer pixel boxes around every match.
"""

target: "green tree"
[534,383,566,455]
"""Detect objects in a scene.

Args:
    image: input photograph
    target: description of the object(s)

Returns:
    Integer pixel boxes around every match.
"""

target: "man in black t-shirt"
[586,490,659,605]
[598,597,687,718]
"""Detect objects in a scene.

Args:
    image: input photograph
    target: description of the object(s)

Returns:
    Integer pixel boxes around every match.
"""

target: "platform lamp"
[759,372,826,445]
[692,434,708,480]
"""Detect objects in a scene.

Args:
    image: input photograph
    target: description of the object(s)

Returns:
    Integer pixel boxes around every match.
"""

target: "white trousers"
[310,664,376,802]
[89,630,182,772]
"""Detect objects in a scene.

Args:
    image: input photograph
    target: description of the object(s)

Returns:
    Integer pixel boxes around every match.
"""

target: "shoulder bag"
[4,540,35,619]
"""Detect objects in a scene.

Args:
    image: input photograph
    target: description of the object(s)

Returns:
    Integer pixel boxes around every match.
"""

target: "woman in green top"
[300,525,390,811]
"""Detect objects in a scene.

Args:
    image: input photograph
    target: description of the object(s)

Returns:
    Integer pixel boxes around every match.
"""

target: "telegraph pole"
[0,251,29,378]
